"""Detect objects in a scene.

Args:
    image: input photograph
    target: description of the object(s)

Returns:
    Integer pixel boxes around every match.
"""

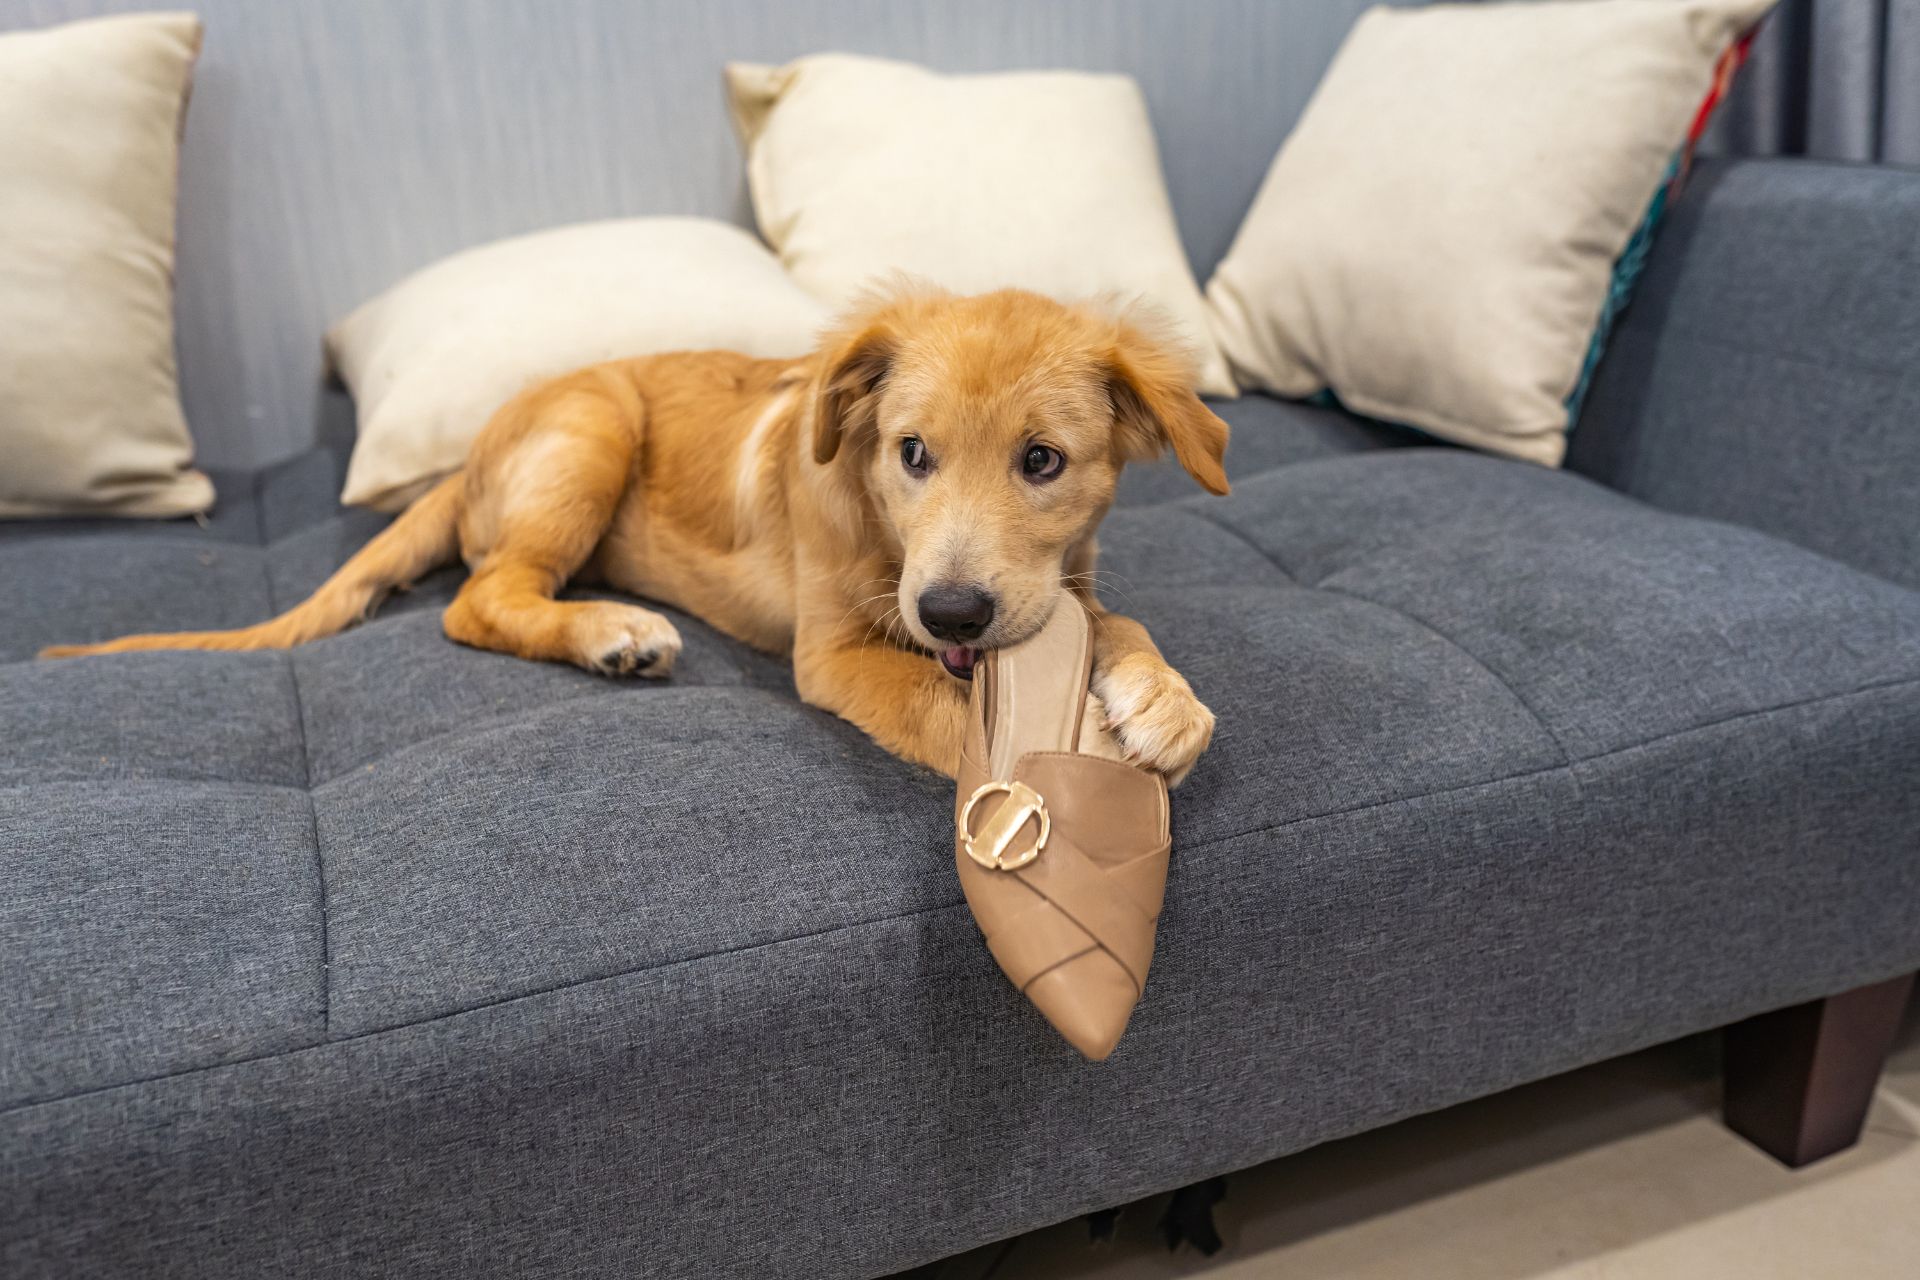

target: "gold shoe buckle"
[961,780,1050,871]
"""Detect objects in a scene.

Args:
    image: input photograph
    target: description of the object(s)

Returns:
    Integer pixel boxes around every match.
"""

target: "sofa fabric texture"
[5,380,1919,1274]
[5,138,1920,1278]
[1568,158,1920,591]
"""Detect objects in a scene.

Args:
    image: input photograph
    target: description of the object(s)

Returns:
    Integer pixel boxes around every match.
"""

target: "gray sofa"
[4,5,1919,1278]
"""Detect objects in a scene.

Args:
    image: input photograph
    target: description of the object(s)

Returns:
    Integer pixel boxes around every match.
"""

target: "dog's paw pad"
[599,646,665,677]
[577,605,681,679]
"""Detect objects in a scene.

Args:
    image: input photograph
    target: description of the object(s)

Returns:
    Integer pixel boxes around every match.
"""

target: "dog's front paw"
[573,603,683,678]
[1093,653,1214,787]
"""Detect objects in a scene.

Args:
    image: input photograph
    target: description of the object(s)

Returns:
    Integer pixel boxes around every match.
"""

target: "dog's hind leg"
[442,373,682,677]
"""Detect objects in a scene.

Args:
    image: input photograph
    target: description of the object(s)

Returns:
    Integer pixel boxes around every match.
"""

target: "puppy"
[44,287,1230,783]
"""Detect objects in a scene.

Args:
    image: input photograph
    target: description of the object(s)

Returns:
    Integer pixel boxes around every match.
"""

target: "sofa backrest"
[1569,157,1920,591]
[13,0,1390,469]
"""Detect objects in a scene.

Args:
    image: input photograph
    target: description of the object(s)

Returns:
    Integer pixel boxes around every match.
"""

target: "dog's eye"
[900,436,930,475]
[1022,444,1065,482]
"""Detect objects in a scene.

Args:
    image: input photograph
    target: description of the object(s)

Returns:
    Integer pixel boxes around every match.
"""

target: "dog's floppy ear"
[812,317,897,465]
[1105,313,1230,496]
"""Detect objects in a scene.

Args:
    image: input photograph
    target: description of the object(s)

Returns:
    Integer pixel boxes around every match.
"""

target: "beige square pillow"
[330,218,829,510]
[1203,0,1775,466]
[0,11,213,518]
[726,53,1234,397]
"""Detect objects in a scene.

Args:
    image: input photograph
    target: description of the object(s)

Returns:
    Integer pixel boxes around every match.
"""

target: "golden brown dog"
[44,288,1229,782]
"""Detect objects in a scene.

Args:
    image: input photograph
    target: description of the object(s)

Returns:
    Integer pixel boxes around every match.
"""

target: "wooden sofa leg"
[1723,971,1915,1168]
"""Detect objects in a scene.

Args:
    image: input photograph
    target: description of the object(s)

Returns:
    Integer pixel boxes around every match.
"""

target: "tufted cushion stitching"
[1185,673,1920,863]
[5,671,1912,1119]
[1183,502,1577,770]
[252,487,335,1036]
[304,681,636,787]
[0,467,271,555]
[285,652,330,1035]
[0,778,306,799]
[0,532,253,552]
[1310,580,1575,771]
[303,680,799,789]
[0,899,965,1118]
[1170,504,1300,582]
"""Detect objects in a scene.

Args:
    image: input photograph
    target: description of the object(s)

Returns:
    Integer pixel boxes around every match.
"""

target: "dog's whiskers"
[853,604,909,684]
[858,601,901,648]
[832,589,901,637]
[1061,569,1137,607]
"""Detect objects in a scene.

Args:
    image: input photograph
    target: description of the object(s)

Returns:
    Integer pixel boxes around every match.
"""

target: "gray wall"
[9,0,1388,469]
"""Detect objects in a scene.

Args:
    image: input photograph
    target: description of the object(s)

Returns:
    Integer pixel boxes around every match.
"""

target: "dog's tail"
[40,472,466,659]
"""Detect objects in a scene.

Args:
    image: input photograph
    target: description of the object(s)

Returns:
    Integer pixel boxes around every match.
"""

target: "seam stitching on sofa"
[307,686,637,788]
[0,531,264,552]
[285,650,332,1037]
[0,524,364,553]
[257,481,331,1032]
[1568,671,1920,762]
[258,528,334,1038]
[1307,581,1576,772]
[1173,506,1301,583]
[0,777,307,797]
[0,900,963,1116]
[304,680,791,789]
[1180,505,1572,771]
[0,496,369,556]
[1184,671,1920,859]
[4,672,1914,1119]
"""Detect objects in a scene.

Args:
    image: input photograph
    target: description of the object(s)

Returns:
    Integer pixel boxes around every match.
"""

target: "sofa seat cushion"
[4,443,1918,1275]
[1116,390,1416,507]
[4,441,1919,1068]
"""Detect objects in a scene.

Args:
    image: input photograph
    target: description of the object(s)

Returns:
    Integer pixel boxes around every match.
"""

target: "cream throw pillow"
[1203,0,1775,466]
[0,12,212,518]
[330,218,829,510]
[726,53,1234,397]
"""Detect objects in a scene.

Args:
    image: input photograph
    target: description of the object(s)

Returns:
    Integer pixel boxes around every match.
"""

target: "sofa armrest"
[1568,158,1920,591]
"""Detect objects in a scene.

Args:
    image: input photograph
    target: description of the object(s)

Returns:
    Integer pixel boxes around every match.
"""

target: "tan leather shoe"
[954,602,1171,1061]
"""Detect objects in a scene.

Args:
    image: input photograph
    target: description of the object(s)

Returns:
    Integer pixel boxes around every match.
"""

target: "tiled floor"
[899,992,1920,1279]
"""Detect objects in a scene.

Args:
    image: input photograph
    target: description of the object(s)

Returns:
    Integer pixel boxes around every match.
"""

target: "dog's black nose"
[917,583,996,643]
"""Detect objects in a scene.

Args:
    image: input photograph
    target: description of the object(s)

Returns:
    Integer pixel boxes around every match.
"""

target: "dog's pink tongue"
[944,646,977,675]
